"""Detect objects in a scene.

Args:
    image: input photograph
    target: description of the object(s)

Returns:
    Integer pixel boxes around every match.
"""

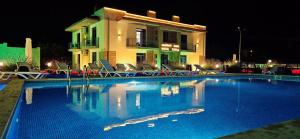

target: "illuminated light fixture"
[267,59,272,63]
[173,44,179,48]
[161,43,172,47]
[103,108,204,131]
[201,64,205,67]
[46,62,52,67]
[0,62,3,67]
[171,48,179,51]
[234,60,238,63]
[161,47,170,51]
[117,31,121,40]
[215,64,220,68]
[155,64,158,68]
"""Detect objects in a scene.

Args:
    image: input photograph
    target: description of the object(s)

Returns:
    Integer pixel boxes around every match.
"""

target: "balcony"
[126,38,158,48]
[180,43,196,52]
[69,38,99,49]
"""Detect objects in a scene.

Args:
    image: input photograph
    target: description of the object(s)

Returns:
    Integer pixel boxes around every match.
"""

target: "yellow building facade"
[66,7,206,70]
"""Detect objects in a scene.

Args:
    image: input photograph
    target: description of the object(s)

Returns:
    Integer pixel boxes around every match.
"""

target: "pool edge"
[0,79,24,138]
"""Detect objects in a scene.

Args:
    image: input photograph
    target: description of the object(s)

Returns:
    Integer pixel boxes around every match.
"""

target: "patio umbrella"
[25,38,32,64]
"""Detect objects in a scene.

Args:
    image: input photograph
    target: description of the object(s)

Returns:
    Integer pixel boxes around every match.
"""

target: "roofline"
[103,7,206,31]
[65,17,99,32]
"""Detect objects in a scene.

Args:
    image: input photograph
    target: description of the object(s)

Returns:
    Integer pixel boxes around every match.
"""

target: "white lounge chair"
[141,64,160,76]
[55,62,70,74]
[0,62,48,80]
[161,64,191,76]
[116,63,137,76]
[194,64,218,75]
[99,60,136,77]
[88,63,101,76]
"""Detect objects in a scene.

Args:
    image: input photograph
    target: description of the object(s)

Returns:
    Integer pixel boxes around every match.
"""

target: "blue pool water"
[5,78,300,138]
[0,83,6,91]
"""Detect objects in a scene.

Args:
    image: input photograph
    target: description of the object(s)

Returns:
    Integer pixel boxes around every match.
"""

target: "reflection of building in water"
[68,80,206,120]
[25,88,33,105]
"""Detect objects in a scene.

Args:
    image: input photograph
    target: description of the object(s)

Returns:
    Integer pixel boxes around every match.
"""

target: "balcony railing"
[180,43,196,52]
[69,38,99,49]
[126,38,158,48]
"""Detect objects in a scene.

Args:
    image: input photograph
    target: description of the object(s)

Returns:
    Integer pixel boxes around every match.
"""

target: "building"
[66,7,206,70]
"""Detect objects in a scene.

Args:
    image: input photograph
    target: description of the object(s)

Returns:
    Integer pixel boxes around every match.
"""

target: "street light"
[237,26,246,64]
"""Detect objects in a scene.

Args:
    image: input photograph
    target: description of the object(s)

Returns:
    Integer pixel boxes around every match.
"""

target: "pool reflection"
[65,80,205,120]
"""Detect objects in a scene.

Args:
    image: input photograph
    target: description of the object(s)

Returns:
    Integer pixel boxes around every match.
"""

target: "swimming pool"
[0,83,6,91]
[4,77,300,138]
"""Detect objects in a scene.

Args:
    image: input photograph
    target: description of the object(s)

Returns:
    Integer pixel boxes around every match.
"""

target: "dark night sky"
[1,0,300,63]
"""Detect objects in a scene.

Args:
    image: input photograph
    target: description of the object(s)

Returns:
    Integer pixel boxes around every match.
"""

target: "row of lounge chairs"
[0,62,49,80]
[89,60,218,77]
[0,60,219,80]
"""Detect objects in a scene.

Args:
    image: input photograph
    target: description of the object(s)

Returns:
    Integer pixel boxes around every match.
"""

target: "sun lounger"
[141,64,160,76]
[161,64,191,76]
[99,60,137,77]
[116,63,137,76]
[194,64,219,75]
[55,62,70,74]
[0,62,48,80]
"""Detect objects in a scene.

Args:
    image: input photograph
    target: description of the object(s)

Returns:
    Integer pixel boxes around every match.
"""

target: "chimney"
[172,15,180,22]
[147,10,156,18]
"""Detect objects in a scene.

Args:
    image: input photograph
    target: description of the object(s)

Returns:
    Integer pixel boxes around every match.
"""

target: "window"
[136,53,146,64]
[180,35,187,50]
[136,29,146,46]
[163,31,177,43]
[92,27,97,46]
[180,55,187,64]
[92,52,97,64]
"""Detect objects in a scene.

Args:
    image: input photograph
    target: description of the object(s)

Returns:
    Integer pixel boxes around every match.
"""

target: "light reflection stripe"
[103,108,204,131]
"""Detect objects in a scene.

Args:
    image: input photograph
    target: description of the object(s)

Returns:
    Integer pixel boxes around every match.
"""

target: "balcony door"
[180,35,187,50]
[161,54,169,65]
[92,27,97,46]
[77,33,80,46]
[136,29,146,46]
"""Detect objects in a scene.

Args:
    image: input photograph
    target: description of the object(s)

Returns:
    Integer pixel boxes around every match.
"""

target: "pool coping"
[0,79,24,138]
[1,73,300,138]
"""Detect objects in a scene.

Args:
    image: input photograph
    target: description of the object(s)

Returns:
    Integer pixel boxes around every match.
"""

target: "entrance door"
[161,54,168,65]
[77,54,81,69]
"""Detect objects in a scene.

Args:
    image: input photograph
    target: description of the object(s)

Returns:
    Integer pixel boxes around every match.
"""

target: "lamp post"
[237,26,246,64]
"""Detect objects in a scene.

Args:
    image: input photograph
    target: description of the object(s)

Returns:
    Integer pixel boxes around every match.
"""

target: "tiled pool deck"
[1,74,300,138]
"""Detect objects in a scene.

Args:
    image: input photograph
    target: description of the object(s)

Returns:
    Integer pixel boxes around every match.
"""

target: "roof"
[65,7,206,32]
[103,7,206,32]
[65,16,99,32]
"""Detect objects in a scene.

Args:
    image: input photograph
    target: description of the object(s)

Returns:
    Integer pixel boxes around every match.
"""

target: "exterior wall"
[68,8,206,70]
[0,43,40,67]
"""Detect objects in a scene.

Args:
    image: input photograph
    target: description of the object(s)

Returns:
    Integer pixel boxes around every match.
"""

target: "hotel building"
[66,7,206,70]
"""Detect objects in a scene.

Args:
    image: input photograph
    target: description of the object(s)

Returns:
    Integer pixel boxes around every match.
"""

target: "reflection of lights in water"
[103,108,204,131]
[128,81,139,84]
[268,79,271,82]
[161,87,171,96]
[136,94,140,108]
[195,90,199,100]
[171,86,179,95]
[172,119,178,122]
[215,79,219,83]
[148,123,155,128]
[25,88,33,105]
[161,85,180,96]
[117,97,121,108]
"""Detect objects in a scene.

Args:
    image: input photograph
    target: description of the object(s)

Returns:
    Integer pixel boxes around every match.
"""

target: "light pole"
[237,26,246,64]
